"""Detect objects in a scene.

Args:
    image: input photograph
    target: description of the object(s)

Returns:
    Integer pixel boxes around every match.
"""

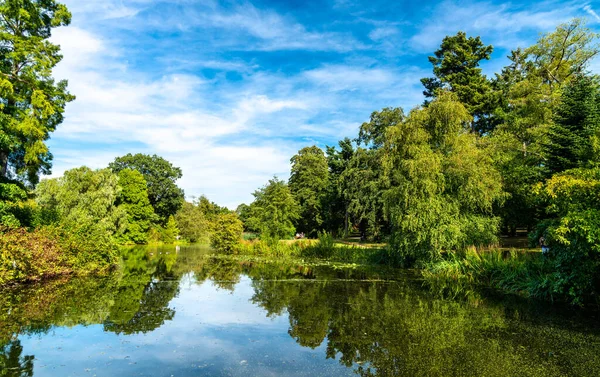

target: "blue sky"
[48,0,600,208]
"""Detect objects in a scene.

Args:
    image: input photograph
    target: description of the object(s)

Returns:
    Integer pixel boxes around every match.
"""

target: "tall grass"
[423,249,556,301]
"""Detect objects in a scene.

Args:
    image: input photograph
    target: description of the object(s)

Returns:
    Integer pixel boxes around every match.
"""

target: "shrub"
[210,213,243,253]
[0,224,118,285]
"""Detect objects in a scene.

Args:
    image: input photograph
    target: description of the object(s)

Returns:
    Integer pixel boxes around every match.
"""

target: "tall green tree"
[289,146,329,237]
[0,0,74,185]
[35,166,127,247]
[175,201,210,243]
[383,92,504,266]
[109,154,185,224]
[116,169,155,244]
[338,108,403,240]
[421,32,495,134]
[247,177,300,241]
[544,74,600,174]
[325,137,354,236]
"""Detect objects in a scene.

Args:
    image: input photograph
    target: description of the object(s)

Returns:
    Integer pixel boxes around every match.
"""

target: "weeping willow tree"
[382,92,505,266]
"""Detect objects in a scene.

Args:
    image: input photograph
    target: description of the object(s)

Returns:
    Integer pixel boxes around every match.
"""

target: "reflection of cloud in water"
[17,274,353,377]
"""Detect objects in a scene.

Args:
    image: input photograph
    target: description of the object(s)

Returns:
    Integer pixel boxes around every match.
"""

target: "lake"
[1,245,599,376]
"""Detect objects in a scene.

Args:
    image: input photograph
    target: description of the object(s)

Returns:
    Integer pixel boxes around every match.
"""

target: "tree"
[490,19,600,233]
[34,167,127,255]
[0,0,75,185]
[357,108,404,149]
[534,167,600,304]
[544,74,600,175]
[162,215,179,244]
[289,146,330,237]
[382,92,504,266]
[116,169,155,244]
[337,108,404,241]
[210,212,243,253]
[0,178,31,228]
[197,195,228,220]
[175,201,210,243]
[35,167,126,235]
[109,154,185,223]
[421,32,495,134]
[247,177,300,241]
[324,138,354,236]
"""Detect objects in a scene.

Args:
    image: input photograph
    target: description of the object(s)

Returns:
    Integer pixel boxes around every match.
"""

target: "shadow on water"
[1,244,599,376]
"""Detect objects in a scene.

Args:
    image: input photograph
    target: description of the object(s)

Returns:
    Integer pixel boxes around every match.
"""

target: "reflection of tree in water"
[0,340,34,377]
[103,247,180,334]
[193,257,243,291]
[240,260,600,377]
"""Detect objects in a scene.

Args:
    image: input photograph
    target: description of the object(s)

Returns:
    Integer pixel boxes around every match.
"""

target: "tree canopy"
[247,177,300,241]
[117,169,156,244]
[0,0,74,185]
[109,154,185,224]
[289,146,329,237]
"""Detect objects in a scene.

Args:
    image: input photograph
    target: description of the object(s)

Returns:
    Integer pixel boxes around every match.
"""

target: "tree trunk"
[344,205,349,239]
[0,151,7,179]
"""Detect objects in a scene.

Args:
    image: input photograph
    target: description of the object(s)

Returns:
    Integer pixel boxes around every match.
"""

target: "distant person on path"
[539,236,549,255]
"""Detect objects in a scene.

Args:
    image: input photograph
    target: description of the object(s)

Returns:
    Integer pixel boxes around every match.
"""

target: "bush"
[210,213,243,253]
[0,224,118,285]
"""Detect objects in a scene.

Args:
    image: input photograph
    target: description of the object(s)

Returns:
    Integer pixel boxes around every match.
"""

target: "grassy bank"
[234,233,390,265]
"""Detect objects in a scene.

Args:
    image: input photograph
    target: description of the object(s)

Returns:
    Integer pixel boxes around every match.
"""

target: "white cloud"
[47,24,310,208]
[304,65,394,91]
[61,0,142,20]
[410,1,578,51]
[583,4,600,21]
[369,26,399,41]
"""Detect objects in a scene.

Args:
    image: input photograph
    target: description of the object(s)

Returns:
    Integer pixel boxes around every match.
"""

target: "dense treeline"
[235,19,600,304]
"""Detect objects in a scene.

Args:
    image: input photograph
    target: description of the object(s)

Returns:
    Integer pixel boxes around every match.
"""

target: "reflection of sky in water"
[18,274,354,376]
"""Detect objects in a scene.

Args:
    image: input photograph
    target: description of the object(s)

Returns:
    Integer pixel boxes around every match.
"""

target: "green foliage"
[247,177,300,241]
[289,146,330,236]
[162,215,179,244]
[533,168,600,304]
[210,213,243,253]
[544,75,600,174]
[175,201,210,243]
[35,167,127,248]
[109,154,185,223]
[197,195,229,220]
[336,109,406,241]
[0,179,33,228]
[0,224,118,285]
[382,92,504,266]
[117,169,155,244]
[423,250,554,301]
[421,32,495,134]
[0,0,75,184]
[324,138,354,236]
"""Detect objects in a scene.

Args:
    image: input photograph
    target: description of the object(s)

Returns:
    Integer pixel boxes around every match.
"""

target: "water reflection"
[0,341,33,377]
[0,245,599,376]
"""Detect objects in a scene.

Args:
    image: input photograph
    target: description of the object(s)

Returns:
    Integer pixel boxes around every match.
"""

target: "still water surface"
[1,245,599,376]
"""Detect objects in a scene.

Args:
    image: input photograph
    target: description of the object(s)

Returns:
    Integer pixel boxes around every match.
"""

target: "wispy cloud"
[410,1,580,51]
[583,4,600,21]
